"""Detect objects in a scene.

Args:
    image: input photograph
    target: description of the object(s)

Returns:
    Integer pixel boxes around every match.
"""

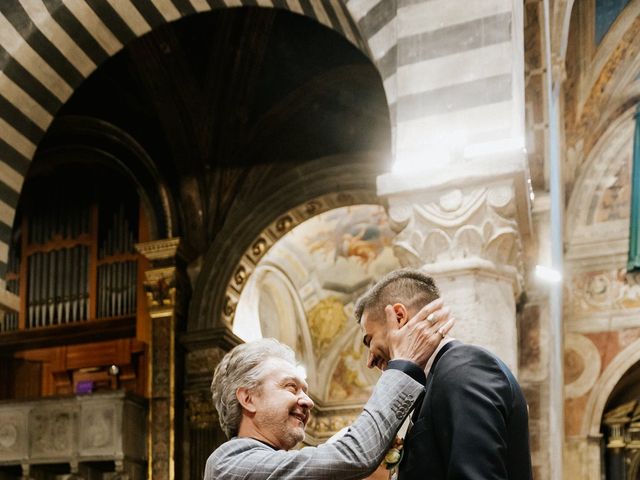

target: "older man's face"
[251,357,314,450]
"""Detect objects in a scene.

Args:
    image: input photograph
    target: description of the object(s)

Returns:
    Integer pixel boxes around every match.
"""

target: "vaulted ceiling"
[37,7,391,262]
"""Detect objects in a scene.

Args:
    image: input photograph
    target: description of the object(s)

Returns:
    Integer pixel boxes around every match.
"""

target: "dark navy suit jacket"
[398,340,533,479]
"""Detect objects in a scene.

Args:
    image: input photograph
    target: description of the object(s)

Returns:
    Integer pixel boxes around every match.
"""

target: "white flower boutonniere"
[382,436,404,470]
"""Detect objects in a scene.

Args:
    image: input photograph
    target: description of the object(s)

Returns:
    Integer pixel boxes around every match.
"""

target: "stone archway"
[188,168,383,332]
[564,339,640,480]
[0,0,393,285]
[582,339,640,438]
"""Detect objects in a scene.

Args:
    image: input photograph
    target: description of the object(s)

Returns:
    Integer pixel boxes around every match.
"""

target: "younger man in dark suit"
[355,268,533,480]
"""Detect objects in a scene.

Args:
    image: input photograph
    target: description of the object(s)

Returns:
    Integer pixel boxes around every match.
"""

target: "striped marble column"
[374,0,532,371]
[393,0,525,168]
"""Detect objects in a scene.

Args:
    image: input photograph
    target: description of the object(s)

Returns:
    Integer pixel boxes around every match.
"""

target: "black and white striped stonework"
[0,0,517,286]
[347,0,519,164]
[0,0,373,285]
[392,0,518,159]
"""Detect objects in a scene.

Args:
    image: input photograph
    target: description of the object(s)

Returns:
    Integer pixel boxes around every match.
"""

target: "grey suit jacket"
[204,367,424,480]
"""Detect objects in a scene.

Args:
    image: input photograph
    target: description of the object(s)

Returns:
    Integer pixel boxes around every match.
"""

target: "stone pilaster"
[379,160,531,373]
[135,238,181,480]
[180,328,242,480]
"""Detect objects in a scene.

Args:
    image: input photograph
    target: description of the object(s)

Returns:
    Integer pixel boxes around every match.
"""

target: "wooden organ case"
[0,165,150,480]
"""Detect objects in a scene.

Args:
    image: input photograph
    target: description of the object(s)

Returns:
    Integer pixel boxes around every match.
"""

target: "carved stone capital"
[136,239,182,317]
[388,182,526,296]
[141,267,177,317]
[135,238,180,261]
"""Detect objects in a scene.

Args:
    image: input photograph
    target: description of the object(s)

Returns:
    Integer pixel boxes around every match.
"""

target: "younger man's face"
[360,306,402,371]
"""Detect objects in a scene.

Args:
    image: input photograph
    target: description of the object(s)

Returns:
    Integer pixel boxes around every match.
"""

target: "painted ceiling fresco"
[233,204,400,406]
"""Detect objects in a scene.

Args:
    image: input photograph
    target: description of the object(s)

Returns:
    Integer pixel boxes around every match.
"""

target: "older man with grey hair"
[204,299,454,479]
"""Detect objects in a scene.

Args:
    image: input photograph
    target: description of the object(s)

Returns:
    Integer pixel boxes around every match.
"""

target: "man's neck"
[237,422,281,450]
[424,336,456,374]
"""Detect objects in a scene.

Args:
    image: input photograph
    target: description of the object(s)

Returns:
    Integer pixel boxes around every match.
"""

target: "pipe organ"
[0,177,142,334]
[97,205,138,319]
[26,246,90,328]
[0,152,151,480]
[0,166,148,399]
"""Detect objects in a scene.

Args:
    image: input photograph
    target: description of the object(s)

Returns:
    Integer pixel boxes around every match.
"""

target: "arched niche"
[233,263,316,387]
[566,106,635,261]
[0,1,389,285]
[596,356,640,479]
[32,116,176,241]
[582,338,640,438]
[188,167,389,332]
[230,203,395,417]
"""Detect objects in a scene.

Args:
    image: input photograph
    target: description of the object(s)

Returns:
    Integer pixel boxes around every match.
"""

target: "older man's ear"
[236,388,257,414]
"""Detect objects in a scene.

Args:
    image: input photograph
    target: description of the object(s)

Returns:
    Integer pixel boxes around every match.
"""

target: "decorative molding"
[221,192,379,326]
[0,392,145,465]
[388,183,525,295]
[568,268,640,319]
[564,333,602,399]
[565,13,640,161]
[565,109,634,256]
[135,238,181,261]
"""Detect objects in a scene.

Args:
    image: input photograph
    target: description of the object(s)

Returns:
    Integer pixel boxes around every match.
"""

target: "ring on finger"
[427,313,436,322]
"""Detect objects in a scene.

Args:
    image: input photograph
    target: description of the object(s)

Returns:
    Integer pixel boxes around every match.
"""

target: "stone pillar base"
[379,174,529,374]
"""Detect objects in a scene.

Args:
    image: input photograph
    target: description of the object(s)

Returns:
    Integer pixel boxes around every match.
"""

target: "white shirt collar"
[424,336,456,374]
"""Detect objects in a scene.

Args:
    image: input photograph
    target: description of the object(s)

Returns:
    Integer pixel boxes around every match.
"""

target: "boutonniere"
[382,436,404,470]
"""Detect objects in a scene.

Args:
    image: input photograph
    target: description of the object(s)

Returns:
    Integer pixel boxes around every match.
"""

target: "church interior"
[0,1,639,479]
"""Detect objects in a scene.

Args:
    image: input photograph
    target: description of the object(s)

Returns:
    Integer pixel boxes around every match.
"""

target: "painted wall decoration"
[570,268,640,314]
[305,205,394,268]
[564,333,602,399]
[307,297,348,356]
[329,343,375,402]
[592,157,631,224]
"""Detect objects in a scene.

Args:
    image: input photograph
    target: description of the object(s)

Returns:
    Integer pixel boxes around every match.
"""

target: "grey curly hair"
[211,338,297,438]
